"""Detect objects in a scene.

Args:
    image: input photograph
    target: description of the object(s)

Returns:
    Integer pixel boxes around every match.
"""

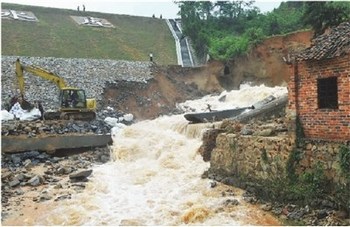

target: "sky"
[2,0,282,19]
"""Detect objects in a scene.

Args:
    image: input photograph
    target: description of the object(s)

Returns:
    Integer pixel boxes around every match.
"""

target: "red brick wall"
[288,55,350,141]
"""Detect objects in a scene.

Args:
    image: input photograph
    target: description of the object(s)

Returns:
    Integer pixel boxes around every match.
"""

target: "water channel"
[4,84,287,225]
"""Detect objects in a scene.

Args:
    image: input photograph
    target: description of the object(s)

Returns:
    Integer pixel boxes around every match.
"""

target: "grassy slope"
[1,3,177,65]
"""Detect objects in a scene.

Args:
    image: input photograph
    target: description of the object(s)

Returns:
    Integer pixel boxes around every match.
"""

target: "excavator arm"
[15,58,69,110]
[15,58,67,95]
[15,59,26,100]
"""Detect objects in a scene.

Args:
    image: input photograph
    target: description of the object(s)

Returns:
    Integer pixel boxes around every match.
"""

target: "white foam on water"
[178,84,287,112]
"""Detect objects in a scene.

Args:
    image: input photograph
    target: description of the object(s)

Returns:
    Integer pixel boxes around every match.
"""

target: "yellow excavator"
[15,58,96,120]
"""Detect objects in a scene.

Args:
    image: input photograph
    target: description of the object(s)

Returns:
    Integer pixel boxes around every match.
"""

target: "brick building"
[288,21,350,141]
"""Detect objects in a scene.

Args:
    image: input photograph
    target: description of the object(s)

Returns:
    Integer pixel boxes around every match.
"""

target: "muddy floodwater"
[2,85,287,225]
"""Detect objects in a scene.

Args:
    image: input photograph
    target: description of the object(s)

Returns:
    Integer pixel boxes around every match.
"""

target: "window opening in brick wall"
[317,77,338,109]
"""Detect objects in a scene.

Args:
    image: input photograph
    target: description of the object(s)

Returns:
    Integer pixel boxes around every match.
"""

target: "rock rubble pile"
[1,148,110,221]
[1,119,113,137]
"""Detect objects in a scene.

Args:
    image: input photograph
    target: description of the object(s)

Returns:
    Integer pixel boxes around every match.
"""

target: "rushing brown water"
[2,85,287,225]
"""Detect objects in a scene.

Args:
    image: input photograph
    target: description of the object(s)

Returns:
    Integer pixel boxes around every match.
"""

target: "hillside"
[1,3,177,65]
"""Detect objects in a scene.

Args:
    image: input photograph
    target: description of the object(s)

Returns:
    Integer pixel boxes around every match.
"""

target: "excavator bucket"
[7,95,33,111]
[20,98,34,111]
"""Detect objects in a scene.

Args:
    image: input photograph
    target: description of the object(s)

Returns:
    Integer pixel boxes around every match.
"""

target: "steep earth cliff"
[219,30,313,89]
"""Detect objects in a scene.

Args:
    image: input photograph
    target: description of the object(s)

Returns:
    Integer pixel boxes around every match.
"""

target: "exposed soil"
[226,30,313,88]
[102,63,224,120]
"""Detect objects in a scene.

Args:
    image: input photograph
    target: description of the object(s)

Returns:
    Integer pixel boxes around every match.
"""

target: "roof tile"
[297,21,350,61]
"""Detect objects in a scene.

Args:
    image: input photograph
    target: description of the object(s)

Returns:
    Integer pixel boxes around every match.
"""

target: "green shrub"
[244,27,265,46]
[339,144,350,178]
[286,148,301,182]
[298,163,329,197]
[209,35,249,60]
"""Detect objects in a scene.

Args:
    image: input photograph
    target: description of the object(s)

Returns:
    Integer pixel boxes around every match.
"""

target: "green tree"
[209,35,249,60]
[175,1,348,61]
[178,1,209,57]
[302,1,350,36]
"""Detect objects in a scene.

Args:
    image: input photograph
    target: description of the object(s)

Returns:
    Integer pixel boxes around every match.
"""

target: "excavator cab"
[60,89,87,109]
[54,88,96,120]
[57,88,96,120]
[60,88,96,110]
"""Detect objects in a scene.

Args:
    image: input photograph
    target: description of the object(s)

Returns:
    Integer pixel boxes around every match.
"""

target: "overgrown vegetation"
[285,148,301,182]
[1,3,177,65]
[284,145,350,212]
[334,144,350,210]
[339,144,350,178]
[233,120,349,212]
[289,163,329,202]
[295,116,305,143]
[250,159,331,212]
[177,1,350,61]
[302,1,350,37]
[270,128,349,211]
[260,148,268,163]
